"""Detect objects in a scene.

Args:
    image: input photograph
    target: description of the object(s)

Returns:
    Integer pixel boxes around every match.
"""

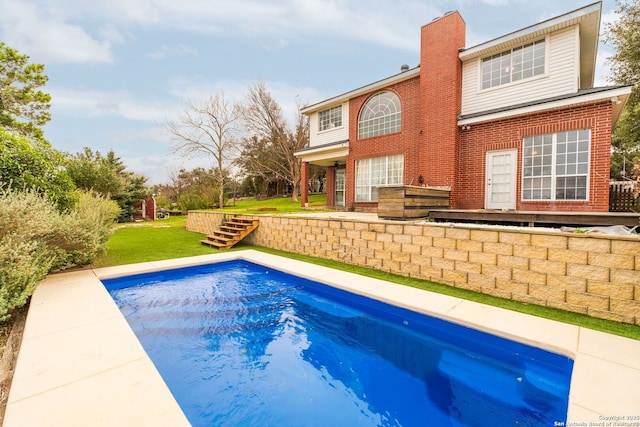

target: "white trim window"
[358,91,401,139]
[522,129,590,201]
[482,39,545,90]
[355,154,404,202]
[318,105,342,131]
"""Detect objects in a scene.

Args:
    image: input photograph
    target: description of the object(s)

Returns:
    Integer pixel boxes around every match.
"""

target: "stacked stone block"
[187,212,640,324]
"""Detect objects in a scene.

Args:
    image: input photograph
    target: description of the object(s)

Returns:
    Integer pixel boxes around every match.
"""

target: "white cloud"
[166,76,250,105]
[49,87,177,122]
[146,44,199,59]
[0,0,116,64]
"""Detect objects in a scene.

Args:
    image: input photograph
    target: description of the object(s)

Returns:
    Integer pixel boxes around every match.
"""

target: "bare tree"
[165,94,242,209]
[242,82,309,202]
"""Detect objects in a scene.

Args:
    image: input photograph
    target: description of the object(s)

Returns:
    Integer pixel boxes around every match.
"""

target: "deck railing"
[609,181,639,212]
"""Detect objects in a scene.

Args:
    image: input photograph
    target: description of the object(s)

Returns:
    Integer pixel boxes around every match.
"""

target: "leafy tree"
[65,147,125,196]
[0,128,77,211]
[112,174,149,222]
[66,147,149,222]
[606,0,640,179]
[0,43,51,143]
[237,135,287,196]
[242,82,310,202]
[165,93,242,209]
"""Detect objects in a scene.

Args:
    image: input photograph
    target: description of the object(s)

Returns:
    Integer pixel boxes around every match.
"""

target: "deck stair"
[200,216,259,249]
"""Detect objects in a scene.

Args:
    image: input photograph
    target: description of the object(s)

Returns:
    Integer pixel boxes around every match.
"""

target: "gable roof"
[301,2,604,115]
[300,67,419,115]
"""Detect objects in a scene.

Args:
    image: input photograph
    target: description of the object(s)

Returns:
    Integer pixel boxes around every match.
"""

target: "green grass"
[90,216,216,268]
[217,193,328,214]
[90,203,640,340]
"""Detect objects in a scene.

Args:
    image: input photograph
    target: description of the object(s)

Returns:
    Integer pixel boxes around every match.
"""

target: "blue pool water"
[102,260,573,427]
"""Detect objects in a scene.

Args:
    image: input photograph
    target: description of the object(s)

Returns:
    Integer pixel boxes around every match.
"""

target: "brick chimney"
[419,11,465,207]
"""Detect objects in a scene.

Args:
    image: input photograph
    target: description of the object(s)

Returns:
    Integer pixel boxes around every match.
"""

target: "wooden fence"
[609,182,639,212]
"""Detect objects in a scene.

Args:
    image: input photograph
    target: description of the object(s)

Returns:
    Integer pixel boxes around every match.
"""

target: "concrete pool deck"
[4,249,640,425]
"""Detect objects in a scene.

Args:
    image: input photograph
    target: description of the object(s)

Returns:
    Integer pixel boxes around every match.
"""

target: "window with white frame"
[355,154,404,202]
[482,39,545,89]
[358,91,401,139]
[318,105,342,131]
[522,129,590,201]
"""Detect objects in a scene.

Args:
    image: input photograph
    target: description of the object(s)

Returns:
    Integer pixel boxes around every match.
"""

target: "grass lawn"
[217,193,327,214]
[90,201,640,340]
[90,216,216,268]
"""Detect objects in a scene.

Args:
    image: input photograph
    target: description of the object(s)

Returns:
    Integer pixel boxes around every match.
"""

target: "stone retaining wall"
[187,211,640,324]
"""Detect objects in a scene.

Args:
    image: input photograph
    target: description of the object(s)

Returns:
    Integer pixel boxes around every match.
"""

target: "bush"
[0,189,58,320]
[0,189,120,319]
[47,192,120,270]
[179,192,211,211]
[0,235,54,321]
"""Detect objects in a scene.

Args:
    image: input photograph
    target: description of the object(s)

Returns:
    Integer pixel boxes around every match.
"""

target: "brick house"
[295,2,631,213]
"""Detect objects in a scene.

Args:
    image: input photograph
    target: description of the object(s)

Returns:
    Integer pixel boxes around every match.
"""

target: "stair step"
[219,226,245,233]
[200,216,259,249]
[227,220,256,227]
[208,235,234,243]
[212,229,241,237]
[200,239,228,248]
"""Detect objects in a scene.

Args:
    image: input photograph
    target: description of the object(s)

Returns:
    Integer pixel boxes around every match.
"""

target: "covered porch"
[296,140,349,208]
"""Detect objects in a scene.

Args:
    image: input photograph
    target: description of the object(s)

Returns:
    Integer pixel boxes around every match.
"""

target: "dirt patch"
[0,305,28,425]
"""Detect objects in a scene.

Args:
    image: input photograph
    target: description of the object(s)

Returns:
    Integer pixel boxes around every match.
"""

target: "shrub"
[0,236,54,321]
[47,192,120,270]
[0,189,120,319]
[0,189,58,320]
[179,192,211,211]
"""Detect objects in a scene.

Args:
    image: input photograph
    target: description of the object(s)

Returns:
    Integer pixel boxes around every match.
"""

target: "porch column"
[300,161,309,207]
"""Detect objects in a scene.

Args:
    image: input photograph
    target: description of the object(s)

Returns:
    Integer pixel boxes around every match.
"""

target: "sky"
[0,0,621,185]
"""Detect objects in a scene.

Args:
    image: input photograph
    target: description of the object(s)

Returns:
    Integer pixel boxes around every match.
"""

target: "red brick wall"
[458,101,613,212]
[343,12,465,211]
[419,12,466,206]
[328,10,614,214]
[346,77,421,209]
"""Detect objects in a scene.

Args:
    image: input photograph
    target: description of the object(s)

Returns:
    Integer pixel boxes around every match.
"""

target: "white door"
[485,149,517,210]
[335,168,345,207]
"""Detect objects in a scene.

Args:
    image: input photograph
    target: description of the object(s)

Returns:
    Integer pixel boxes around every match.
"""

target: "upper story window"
[482,39,545,90]
[358,91,401,139]
[318,105,342,131]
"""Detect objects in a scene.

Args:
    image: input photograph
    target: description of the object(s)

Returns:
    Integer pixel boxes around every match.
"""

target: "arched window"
[358,91,401,139]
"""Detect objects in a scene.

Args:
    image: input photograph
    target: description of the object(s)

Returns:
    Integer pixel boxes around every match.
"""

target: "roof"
[301,2,603,115]
[300,67,419,115]
[457,85,632,126]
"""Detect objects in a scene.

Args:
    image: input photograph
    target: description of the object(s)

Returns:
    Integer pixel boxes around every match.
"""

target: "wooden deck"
[427,209,640,228]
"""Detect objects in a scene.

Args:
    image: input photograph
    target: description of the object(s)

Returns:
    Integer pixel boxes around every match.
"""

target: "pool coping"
[4,249,640,425]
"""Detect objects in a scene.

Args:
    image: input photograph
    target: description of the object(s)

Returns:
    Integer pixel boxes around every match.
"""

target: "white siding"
[461,26,580,116]
[308,102,349,147]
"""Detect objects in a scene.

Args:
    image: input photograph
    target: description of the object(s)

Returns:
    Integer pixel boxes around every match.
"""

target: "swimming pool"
[102,259,573,426]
